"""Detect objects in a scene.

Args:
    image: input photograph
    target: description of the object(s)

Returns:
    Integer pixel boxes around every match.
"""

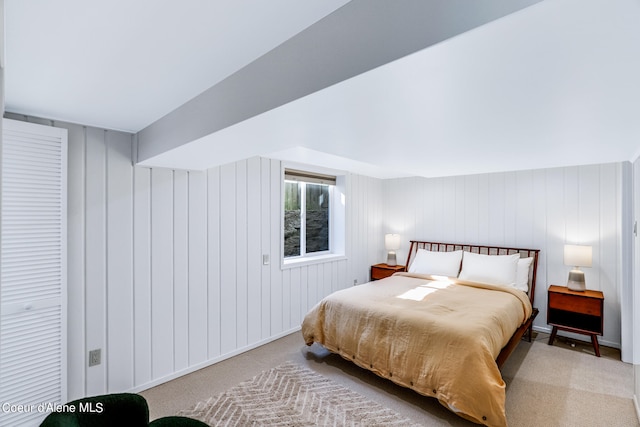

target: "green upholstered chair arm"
[40,393,207,427]
[40,393,149,427]
[149,416,209,426]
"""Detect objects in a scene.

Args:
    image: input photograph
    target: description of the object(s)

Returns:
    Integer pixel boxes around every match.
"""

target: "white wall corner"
[635,365,640,423]
[620,161,634,362]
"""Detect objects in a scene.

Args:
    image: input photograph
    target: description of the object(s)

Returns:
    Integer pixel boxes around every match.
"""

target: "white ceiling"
[5,0,640,179]
[4,0,350,131]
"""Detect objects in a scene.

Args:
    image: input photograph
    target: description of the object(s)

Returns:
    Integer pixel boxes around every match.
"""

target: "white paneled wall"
[7,114,629,398]
[4,114,384,399]
[382,164,624,348]
[131,161,381,393]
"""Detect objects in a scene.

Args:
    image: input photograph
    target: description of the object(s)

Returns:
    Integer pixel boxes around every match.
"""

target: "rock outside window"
[283,169,335,260]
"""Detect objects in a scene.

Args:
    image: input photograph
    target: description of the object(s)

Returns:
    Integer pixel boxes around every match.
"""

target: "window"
[283,168,345,265]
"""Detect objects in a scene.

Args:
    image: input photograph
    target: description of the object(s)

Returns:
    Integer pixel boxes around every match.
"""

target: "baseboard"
[128,326,301,393]
[531,325,620,350]
[634,394,640,423]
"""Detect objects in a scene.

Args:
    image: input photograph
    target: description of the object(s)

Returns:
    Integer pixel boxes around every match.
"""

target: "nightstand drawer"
[548,292,602,316]
[370,264,405,281]
[371,268,391,280]
[547,285,604,355]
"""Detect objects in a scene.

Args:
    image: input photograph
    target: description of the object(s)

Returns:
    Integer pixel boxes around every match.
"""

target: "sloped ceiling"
[5,0,351,131]
[6,0,640,178]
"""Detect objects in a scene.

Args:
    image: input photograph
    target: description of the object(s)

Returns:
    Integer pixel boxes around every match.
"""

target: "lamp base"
[567,269,586,292]
[386,251,397,266]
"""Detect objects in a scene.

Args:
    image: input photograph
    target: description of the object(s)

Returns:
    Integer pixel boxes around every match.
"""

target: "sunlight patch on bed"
[396,276,453,301]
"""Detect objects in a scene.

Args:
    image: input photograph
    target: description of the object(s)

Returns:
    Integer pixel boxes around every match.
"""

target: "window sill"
[282,253,346,269]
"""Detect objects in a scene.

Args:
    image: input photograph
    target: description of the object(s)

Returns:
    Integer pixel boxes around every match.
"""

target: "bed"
[301,241,540,427]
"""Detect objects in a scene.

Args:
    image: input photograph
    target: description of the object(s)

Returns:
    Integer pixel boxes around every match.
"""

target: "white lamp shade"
[384,234,400,250]
[564,244,592,267]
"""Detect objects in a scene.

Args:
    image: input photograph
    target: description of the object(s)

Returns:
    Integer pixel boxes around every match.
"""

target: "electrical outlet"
[89,349,101,367]
[353,279,358,286]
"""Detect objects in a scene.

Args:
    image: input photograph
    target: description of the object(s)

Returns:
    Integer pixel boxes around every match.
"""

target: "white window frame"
[287,180,333,258]
[282,164,346,269]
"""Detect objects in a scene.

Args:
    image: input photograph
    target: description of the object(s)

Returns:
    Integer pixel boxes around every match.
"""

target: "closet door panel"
[1,119,67,426]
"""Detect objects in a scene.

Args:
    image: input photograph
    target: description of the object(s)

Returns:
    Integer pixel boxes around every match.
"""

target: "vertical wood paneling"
[307,264,318,310]
[416,177,428,241]
[106,131,134,392]
[532,169,548,318]
[359,180,367,261]
[235,161,248,348]
[8,113,627,391]
[515,170,534,247]
[295,266,306,324]
[84,127,107,396]
[269,160,283,334]
[477,175,490,245]
[260,158,271,339]
[133,167,152,386]
[433,178,445,242]
[599,164,620,339]
[488,173,505,246]
[464,175,478,244]
[282,269,291,329]
[358,175,368,265]
[564,167,580,243]
[382,164,624,347]
[150,168,174,378]
[362,176,374,278]
[546,168,566,285]
[442,178,456,239]
[503,172,517,245]
[316,263,325,300]
[246,158,262,344]
[6,115,389,400]
[219,163,237,353]
[62,121,86,400]
[338,260,347,291]
[578,165,600,289]
[582,165,602,237]
[173,170,189,371]
[207,167,221,357]
[188,171,208,366]
[323,263,332,298]
[454,176,466,243]
[348,175,358,276]
[372,177,383,268]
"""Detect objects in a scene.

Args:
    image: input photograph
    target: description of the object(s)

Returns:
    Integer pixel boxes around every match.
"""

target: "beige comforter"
[301,272,532,427]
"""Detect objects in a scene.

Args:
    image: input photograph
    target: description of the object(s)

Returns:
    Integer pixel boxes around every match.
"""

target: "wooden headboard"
[405,241,540,305]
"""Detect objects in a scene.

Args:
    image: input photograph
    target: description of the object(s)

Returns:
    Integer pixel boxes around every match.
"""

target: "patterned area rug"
[178,361,421,426]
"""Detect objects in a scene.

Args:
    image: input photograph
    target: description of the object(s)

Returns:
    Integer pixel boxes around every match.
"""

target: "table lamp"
[564,244,592,291]
[385,234,400,266]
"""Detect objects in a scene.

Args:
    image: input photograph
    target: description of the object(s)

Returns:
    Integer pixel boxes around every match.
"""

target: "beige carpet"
[501,337,638,427]
[143,332,639,427]
[177,361,422,427]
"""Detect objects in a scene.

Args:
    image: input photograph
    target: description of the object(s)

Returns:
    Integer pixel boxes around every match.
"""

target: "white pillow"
[515,257,534,292]
[458,252,519,287]
[408,249,463,277]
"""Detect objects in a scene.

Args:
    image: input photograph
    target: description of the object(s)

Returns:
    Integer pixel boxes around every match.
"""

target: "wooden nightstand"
[371,263,406,281]
[547,285,604,356]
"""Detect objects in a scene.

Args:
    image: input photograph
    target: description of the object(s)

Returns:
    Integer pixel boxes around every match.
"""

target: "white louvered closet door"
[1,119,68,426]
